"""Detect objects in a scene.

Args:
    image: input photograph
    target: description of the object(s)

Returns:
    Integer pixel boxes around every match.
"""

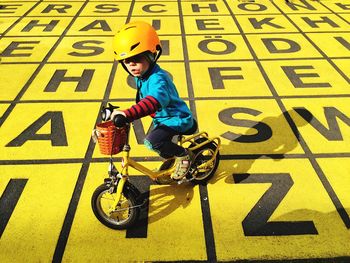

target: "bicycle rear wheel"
[91,182,139,229]
[190,137,220,184]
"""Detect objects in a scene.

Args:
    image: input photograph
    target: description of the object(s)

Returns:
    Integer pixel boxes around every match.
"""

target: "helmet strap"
[120,62,131,76]
[140,46,162,79]
[154,45,162,63]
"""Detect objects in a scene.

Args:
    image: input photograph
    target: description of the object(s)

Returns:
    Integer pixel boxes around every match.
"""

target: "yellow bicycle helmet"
[113,21,161,61]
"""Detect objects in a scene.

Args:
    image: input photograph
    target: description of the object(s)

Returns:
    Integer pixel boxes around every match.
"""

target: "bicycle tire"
[190,137,220,184]
[91,182,140,229]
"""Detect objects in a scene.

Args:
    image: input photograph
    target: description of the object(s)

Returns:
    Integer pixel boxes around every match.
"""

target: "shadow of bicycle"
[210,109,312,184]
[147,183,195,224]
[127,109,313,230]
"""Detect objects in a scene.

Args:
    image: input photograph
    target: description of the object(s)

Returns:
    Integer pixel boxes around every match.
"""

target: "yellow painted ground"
[1,0,350,262]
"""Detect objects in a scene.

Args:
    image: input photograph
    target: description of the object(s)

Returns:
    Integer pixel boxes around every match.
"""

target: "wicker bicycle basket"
[96,121,127,155]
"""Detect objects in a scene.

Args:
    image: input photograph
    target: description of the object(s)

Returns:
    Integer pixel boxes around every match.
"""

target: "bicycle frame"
[108,124,221,212]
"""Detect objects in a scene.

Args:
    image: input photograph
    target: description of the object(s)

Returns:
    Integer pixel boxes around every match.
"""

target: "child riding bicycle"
[107,21,197,180]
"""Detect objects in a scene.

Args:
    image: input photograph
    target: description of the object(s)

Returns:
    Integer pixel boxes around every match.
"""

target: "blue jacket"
[135,64,193,132]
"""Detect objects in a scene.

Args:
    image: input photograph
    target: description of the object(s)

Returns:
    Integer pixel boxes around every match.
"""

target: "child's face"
[122,54,150,77]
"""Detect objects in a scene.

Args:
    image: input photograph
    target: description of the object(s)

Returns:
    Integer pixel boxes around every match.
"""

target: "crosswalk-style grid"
[1,0,350,262]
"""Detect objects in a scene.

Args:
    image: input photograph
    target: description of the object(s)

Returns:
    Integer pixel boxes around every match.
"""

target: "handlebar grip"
[113,114,128,128]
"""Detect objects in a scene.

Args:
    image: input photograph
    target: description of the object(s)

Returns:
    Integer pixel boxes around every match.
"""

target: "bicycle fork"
[109,176,126,213]
[105,161,127,213]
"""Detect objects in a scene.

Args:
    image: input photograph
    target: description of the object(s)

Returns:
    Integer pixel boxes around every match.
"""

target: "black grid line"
[1,1,350,262]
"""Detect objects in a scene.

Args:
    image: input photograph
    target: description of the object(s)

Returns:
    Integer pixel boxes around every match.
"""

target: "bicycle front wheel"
[91,183,139,230]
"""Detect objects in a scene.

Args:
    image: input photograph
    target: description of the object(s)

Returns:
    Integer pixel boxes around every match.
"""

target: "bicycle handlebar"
[101,103,130,128]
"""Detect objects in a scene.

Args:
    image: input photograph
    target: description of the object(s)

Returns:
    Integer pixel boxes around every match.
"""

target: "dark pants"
[144,121,197,159]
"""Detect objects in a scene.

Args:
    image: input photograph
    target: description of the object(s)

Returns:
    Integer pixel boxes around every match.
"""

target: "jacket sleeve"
[123,95,160,122]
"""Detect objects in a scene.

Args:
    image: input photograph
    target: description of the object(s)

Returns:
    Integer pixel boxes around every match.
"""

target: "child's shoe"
[171,154,191,180]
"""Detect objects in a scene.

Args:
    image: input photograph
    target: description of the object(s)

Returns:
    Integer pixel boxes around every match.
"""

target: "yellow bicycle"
[91,104,221,230]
